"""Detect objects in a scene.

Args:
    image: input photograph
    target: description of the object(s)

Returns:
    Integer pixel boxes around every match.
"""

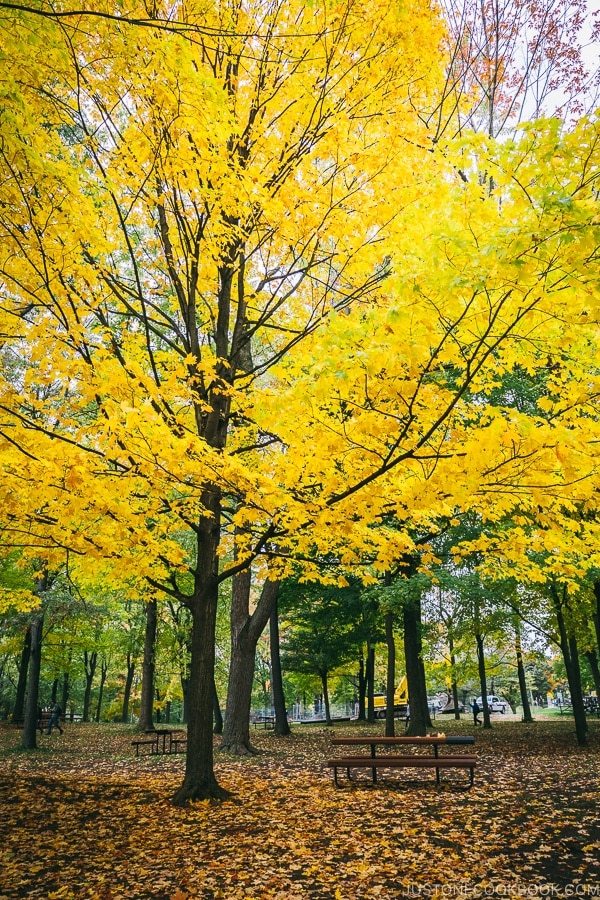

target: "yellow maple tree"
[0,0,446,801]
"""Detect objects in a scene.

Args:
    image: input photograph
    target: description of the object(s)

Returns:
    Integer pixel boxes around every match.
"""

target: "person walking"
[471,698,482,726]
[47,702,64,735]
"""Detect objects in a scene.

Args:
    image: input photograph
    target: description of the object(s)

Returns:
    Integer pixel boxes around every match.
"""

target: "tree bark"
[220,568,256,755]
[12,625,32,723]
[220,573,280,754]
[475,632,491,728]
[172,574,229,804]
[181,676,189,724]
[22,613,44,749]
[212,678,223,734]
[403,596,431,736]
[270,597,291,736]
[515,624,533,723]
[551,583,587,746]
[356,654,366,721]
[320,670,332,725]
[137,598,157,732]
[448,631,461,721]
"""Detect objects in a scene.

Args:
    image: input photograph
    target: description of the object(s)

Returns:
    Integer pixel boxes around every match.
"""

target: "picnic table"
[251,715,275,730]
[132,728,187,757]
[327,734,476,787]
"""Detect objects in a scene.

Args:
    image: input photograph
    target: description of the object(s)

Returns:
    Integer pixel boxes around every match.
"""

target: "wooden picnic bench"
[327,735,476,787]
[131,735,159,756]
[131,728,186,757]
[251,715,275,730]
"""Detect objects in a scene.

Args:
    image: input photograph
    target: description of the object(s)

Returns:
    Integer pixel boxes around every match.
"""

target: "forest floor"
[0,716,599,900]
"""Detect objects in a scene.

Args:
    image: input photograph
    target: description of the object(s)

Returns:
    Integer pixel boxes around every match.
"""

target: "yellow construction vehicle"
[373,676,408,718]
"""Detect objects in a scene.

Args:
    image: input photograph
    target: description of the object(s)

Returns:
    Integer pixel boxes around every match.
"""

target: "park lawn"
[0,718,599,899]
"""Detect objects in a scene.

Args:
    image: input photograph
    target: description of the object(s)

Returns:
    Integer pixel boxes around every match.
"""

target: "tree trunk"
[475,632,491,728]
[366,644,375,723]
[121,654,135,723]
[137,598,157,732]
[270,597,291,736]
[515,625,533,723]
[568,632,587,740]
[551,583,587,746]
[220,573,280,755]
[384,606,396,737]
[588,582,600,700]
[22,613,44,749]
[21,569,51,745]
[181,676,189,724]
[169,269,262,801]
[356,654,366,721]
[448,632,461,721]
[95,657,108,723]
[61,670,70,719]
[220,568,256,755]
[212,678,223,734]
[404,596,431,736]
[321,670,332,726]
[12,625,32,723]
[82,650,97,723]
[593,580,600,654]
[172,526,229,804]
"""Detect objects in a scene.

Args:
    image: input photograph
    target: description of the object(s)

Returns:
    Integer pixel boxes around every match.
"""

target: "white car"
[476,695,509,713]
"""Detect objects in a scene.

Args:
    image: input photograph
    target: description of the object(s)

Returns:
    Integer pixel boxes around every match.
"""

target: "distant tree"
[269,597,291,737]
[280,581,365,726]
[429,0,595,141]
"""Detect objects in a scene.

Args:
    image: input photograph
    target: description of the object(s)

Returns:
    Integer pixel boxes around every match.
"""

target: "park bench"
[327,734,476,787]
[326,754,477,786]
[11,713,61,732]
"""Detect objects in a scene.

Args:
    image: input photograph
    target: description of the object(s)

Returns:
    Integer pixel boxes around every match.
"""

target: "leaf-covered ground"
[0,717,598,899]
